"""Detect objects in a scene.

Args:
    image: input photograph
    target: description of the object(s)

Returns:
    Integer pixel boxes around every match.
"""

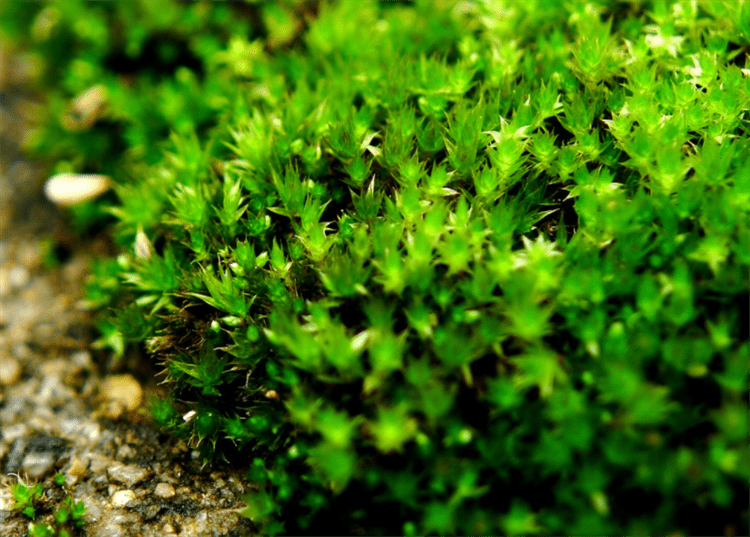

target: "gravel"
[0,50,257,537]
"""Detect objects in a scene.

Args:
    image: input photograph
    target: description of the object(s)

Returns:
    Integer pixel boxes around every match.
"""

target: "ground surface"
[0,49,257,537]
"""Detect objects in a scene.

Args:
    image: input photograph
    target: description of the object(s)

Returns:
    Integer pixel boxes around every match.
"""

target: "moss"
[8,473,87,537]
[2,0,748,534]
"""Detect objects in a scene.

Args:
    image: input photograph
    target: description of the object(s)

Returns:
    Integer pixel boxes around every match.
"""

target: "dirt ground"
[0,49,258,537]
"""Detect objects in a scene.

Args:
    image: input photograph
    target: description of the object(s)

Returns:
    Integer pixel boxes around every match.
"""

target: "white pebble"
[111,489,136,507]
[44,173,111,206]
[154,483,175,499]
[8,265,29,288]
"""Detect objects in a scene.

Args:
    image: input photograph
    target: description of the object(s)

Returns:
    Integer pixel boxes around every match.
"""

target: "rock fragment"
[154,482,175,499]
[100,374,142,412]
[44,173,111,206]
[0,357,21,385]
[111,489,137,508]
[107,463,152,487]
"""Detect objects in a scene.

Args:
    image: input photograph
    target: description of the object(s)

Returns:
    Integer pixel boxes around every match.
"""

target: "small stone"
[4,438,26,474]
[21,451,55,479]
[67,455,88,478]
[0,268,12,298]
[1,423,28,442]
[100,399,126,420]
[111,489,136,508]
[195,510,208,524]
[88,453,113,474]
[70,350,93,370]
[125,429,139,445]
[36,374,74,405]
[0,486,14,511]
[100,374,142,412]
[115,444,136,461]
[39,358,69,378]
[44,173,112,206]
[91,474,109,491]
[141,503,162,521]
[153,483,175,499]
[8,265,29,289]
[11,342,32,359]
[16,243,41,270]
[90,519,127,537]
[34,322,58,340]
[80,422,102,442]
[0,357,22,385]
[107,463,151,487]
[60,418,101,443]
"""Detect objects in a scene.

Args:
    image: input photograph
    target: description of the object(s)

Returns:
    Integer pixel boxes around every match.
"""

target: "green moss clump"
[8,473,87,536]
[3,0,748,534]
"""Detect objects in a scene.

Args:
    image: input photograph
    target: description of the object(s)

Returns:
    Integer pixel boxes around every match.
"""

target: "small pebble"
[88,454,113,474]
[154,483,175,499]
[116,444,136,461]
[70,350,93,370]
[11,342,31,359]
[39,358,68,378]
[44,173,111,206]
[100,374,142,412]
[0,267,11,298]
[100,399,127,420]
[21,451,55,479]
[60,418,101,443]
[107,463,151,487]
[16,243,41,270]
[67,455,88,478]
[2,423,28,443]
[0,357,22,385]
[0,487,14,511]
[8,265,29,288]
[111,489,136,508]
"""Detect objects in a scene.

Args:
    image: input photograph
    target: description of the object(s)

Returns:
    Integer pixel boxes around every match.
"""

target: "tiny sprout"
[458,428,473,444]
[590,490,610,516]
[134,227,153,261]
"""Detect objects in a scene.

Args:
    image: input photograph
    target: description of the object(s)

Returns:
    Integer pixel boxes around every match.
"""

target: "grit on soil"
[0,51,257,537]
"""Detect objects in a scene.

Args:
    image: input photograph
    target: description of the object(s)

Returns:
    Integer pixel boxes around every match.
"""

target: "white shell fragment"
[44,173,112,206]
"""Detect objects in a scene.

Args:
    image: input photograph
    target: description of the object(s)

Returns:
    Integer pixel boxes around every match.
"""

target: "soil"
[0,50,257,537]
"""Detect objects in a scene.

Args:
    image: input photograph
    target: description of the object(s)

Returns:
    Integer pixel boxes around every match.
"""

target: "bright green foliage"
[8,474,87,537]
[10,477,44,519]
[3,0,749,535]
